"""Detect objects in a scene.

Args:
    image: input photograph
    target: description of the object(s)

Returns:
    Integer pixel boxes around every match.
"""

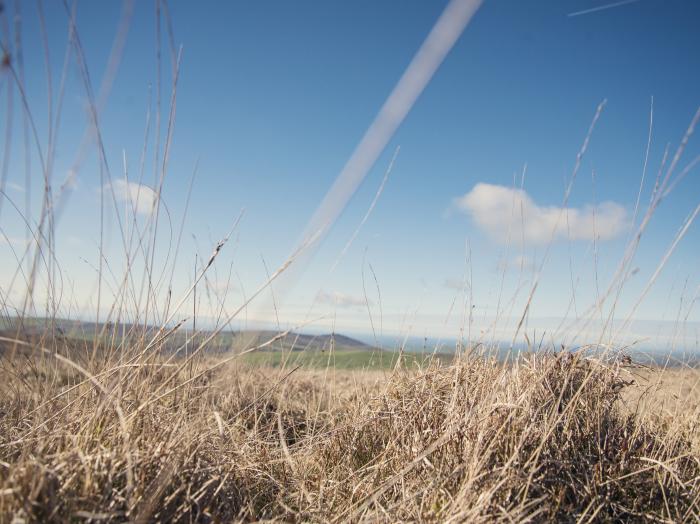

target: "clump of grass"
[1,347,698,522]
[316,352,699,521]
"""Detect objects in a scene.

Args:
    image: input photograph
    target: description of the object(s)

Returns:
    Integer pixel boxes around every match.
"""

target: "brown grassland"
[1,338,699,522]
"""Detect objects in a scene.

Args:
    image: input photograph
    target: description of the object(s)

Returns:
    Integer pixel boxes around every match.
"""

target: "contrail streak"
[568,0,641,18]
[300,0,483,249]
[253,0,483,322]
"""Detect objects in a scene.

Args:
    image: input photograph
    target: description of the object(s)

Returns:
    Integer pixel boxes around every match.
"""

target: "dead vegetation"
[1,347,698,523]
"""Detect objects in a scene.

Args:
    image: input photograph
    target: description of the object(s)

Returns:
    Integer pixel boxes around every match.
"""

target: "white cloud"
[444,278,467,290]
[6,181,25,193]
[497,254,535,272]
[107,179,158,216]
[512,254,534,269]
[317,290,372,308]
[0,235,32,249]
[205,278,237,295]
[62,170,78,191]
[455,183,628,245]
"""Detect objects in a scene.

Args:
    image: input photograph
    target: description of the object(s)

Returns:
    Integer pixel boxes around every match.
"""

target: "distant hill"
[229,330,370,353]
[0,317,372,355]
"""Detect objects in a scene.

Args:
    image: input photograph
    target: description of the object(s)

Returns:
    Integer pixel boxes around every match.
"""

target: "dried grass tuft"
[1,349,698,522]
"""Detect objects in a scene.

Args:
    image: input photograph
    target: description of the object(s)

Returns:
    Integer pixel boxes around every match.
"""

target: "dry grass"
[1,344,698,523]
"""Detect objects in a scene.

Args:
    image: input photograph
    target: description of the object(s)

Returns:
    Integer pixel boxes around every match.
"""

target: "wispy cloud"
[455,183,628,245]
[317,290,372,308]
[0,235,31,249]
[5,181,25,193]
[205,278,237,295]
[107,179,158,216]
[497,254,535,272]
[444,278,467,291]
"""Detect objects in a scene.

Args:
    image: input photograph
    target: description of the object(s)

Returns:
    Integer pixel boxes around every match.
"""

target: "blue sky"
[1,0,699,349]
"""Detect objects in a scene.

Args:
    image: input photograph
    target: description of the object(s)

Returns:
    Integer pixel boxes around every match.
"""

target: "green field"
[239,348,447,370]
